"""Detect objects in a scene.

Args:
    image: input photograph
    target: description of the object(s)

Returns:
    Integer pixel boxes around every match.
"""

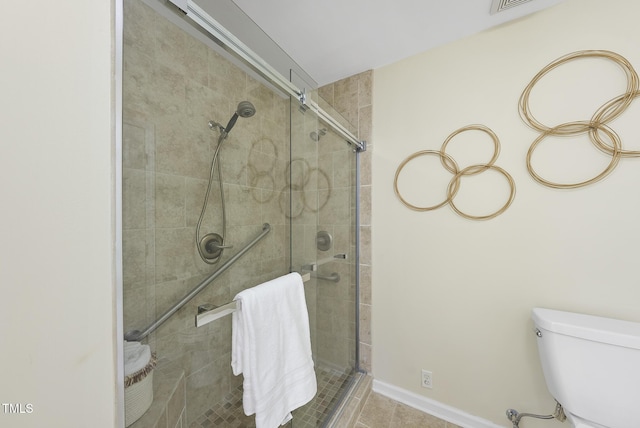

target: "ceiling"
[231,0,567,86]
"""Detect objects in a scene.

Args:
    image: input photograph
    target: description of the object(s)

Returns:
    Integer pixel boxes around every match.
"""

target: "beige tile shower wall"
[315,125,356,370]
[319,71,373,372]
[123,0,290,421]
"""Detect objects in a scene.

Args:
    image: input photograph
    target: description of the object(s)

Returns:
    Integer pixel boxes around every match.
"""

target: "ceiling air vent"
[490,0,534,14]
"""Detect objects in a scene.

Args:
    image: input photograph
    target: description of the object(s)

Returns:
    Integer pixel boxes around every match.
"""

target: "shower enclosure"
[121,0,364,426]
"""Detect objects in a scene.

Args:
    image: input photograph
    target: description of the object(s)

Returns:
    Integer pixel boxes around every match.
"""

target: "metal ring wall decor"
[447,164,516,220]
[526,122,622,189]
[394,125,516,220]
[519,50,640,189]
[590,90,640,158]
[394,150,460,211]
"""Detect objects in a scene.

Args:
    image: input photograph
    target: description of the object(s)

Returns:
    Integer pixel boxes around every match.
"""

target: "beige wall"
[0,2,118,428]
[372,0,640,426]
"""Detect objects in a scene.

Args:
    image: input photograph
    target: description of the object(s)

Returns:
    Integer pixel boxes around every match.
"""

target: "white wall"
[0,2,118,427]
[372,0,640,426]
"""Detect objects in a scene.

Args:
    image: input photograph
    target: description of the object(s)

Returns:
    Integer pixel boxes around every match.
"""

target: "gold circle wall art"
[519,50,640,189]
[393,125,516,220]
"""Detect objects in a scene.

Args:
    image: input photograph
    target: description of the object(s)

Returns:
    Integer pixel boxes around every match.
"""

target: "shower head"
[222,101,256,138]
[236,101,256,118]
[310,128,327,142]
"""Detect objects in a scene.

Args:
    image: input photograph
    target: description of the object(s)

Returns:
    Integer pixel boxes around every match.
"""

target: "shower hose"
[196,133,228,264]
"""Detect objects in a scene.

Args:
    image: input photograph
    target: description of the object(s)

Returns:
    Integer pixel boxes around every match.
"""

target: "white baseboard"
[372,379,505,428]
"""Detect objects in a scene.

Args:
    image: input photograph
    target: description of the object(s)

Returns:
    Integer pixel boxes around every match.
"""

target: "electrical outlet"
[421,369,433,389]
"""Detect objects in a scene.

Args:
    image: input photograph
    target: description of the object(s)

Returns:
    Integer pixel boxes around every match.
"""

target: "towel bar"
[195,301,239,327]
[301,254,348,273]
[195,272,311,328]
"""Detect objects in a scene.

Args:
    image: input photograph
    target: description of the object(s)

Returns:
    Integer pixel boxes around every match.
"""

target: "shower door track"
[181,0,366,153]
[124,223,271,342]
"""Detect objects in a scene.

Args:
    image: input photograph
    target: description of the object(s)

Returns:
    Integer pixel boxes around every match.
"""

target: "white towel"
[123,340,151,376]
[231,272,317,428]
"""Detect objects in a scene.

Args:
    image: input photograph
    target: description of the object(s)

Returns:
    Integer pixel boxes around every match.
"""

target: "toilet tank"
[532,308,640,428]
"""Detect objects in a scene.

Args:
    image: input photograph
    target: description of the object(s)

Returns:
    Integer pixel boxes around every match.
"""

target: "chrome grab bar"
[124,223,271,341]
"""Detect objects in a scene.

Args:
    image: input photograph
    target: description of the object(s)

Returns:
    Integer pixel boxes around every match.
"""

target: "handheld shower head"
[222,101,256,138]
[236,101,256,118]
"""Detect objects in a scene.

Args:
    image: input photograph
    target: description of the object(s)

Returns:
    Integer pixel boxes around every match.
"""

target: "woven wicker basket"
[125,354,156,427]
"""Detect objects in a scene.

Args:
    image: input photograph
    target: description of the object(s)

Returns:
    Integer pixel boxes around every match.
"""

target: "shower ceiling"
[231,0,567,86]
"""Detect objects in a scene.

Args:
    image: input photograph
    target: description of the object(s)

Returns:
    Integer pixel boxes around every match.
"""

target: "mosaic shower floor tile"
[190,366,351,428]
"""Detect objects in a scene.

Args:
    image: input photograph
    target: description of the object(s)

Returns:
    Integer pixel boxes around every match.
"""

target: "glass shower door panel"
[289,92,320,353]
[289,86,359,426]
[315,125,357,374]
[124,3,293,425]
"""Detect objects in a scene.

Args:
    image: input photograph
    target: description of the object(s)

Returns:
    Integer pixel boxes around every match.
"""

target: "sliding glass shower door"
[289,90,359,426]
[122,1,360,426]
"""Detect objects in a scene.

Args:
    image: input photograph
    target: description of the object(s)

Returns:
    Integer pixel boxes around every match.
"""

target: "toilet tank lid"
[532,308,640,350]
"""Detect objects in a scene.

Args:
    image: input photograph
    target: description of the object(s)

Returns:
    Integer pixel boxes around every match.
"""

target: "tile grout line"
[352,392,370,427]
[386,401,398,428]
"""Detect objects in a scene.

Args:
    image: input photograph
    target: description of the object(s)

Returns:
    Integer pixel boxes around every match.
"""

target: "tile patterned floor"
[291,367,352,428]
[189,366,351,428]
[354,393,463,428]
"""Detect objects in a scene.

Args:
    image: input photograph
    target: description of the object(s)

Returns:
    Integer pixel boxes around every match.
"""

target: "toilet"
[532,308,640,428]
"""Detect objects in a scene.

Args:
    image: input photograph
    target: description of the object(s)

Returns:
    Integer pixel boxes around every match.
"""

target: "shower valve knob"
[207,242,233,250]
[199,233,232,260]
[316,231,333,251]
